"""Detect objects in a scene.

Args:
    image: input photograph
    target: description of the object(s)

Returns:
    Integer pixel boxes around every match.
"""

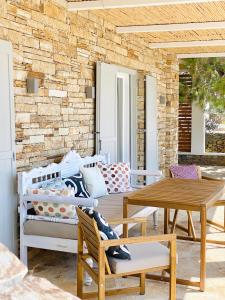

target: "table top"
[124,178,225,211]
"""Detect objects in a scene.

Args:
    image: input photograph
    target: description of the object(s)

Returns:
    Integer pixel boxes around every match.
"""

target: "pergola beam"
[149,40,225,48]
[117,21,225,34]
[68,0,223,11]
[177,52,225,58]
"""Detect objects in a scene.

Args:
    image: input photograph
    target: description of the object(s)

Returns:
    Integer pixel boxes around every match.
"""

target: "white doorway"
[145,75,159,183]
[0,40,17,252]
[96,62,137,168]
[117,72,130,163]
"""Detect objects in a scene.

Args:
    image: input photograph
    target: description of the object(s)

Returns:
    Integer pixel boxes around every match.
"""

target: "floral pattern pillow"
[97,162,132,194]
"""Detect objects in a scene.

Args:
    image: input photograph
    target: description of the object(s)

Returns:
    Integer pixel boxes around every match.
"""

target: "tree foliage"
[179,58,225,112]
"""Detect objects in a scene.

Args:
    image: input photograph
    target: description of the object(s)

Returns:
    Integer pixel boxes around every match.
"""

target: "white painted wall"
[191,102,205,154]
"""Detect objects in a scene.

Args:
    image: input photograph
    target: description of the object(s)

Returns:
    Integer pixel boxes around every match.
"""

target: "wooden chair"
[76,207,176,300]
[169,165,225,237]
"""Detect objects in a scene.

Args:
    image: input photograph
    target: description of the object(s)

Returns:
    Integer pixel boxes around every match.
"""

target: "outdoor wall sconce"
[27,77,40,94]
[160,95,166,104]
[85,86,95,99]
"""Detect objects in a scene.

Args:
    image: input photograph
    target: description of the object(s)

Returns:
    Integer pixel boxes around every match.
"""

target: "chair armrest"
[108,217,147,225]
[100,234,176,248]
[130,169,162,177]
[22,195,98,207]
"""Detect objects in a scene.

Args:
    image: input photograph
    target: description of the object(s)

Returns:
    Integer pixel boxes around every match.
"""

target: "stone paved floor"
[29,205,225,300]
[201,165,225,180]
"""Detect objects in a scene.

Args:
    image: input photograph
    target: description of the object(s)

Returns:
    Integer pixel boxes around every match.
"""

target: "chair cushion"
[108,242,170,274]
[24,220,78,240]
[80,207,131,260]
[170,165,199,179]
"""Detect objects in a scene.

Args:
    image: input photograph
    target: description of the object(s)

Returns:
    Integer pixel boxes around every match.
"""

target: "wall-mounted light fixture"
[26,71,44,94]
[159,95,166,105]
[85,86,95,99]
[27,77,40,94]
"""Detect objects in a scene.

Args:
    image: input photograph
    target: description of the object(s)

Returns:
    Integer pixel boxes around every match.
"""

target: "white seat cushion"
[108,242,170,274]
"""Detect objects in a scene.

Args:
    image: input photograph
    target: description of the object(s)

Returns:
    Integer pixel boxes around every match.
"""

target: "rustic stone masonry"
[179,154,225,166]
[0,0,179,173]
[206,133,225,153]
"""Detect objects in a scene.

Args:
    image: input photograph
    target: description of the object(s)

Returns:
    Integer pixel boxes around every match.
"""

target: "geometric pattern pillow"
[80,207,131,260]
[32,201,77,219]
[170,165,199,179]
[97,162,132,194]
[63,173,90,198]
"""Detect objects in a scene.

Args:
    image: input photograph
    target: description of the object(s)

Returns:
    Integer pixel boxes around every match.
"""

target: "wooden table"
[123,178,225,291]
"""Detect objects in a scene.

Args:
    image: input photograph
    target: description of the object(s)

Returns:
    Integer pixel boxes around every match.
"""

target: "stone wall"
[0,0,179,173]
[179,154,225,166]
[206,133,225,153]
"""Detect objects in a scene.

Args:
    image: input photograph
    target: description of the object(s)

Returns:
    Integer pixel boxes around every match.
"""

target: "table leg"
[123,197,128,238]
[200,207,206,292]
[224,206,225,232]
[164,208,169,234]
[188,211,192,236]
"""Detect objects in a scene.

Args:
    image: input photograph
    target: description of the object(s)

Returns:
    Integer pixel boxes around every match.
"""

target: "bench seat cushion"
[108,242,170,274]
[24,192,152,239]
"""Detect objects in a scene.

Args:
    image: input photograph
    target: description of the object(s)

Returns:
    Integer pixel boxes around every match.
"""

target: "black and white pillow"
[80,207,131,260]
[64,173,90,198]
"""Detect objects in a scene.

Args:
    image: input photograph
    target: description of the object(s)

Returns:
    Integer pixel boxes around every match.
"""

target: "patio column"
[191,103,205,154]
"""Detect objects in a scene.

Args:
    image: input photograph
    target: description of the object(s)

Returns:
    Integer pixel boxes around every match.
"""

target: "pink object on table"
[170,165,199,179]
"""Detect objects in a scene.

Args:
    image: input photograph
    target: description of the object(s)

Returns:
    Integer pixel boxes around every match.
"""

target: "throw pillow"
[97,162,132,193]
[170,165,199,179]
[32,201,77,219]
[80,207,131,260]
[64,173,90,198]
[80,166,108,198]
[29,187,77,219]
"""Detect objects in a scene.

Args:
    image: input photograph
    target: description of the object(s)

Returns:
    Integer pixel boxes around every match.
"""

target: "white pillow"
[80,166,108,198]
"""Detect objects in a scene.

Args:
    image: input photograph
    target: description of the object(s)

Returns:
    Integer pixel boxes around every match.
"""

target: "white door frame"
[96,62,137,168]
[117,72,130,163]
[145,75,159,183]
[0,39,17,252]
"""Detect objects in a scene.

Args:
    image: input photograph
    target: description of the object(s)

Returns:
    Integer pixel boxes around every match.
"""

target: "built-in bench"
[18,150,162,266]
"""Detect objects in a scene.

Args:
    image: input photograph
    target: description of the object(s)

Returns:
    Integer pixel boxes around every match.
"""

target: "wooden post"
[140,273,146,295]
[170,238,176,300]
[141,221,147,236]
[171,209,178,233]
[98,247,106,300]
[123,197,128,238]
[77,225,84,298]
[164,208,169,234]
[200,207,206,292]
[224,206,225,232]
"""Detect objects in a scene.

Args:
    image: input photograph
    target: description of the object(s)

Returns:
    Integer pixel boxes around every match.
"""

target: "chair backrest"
[169,165,202,179]
[76,208,111,274]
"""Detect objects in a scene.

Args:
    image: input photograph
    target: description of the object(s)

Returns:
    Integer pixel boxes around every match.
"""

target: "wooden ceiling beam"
[149,40,225,49]
[117,21,225,34]
[177,52,225,58]
[68,0,223,11]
